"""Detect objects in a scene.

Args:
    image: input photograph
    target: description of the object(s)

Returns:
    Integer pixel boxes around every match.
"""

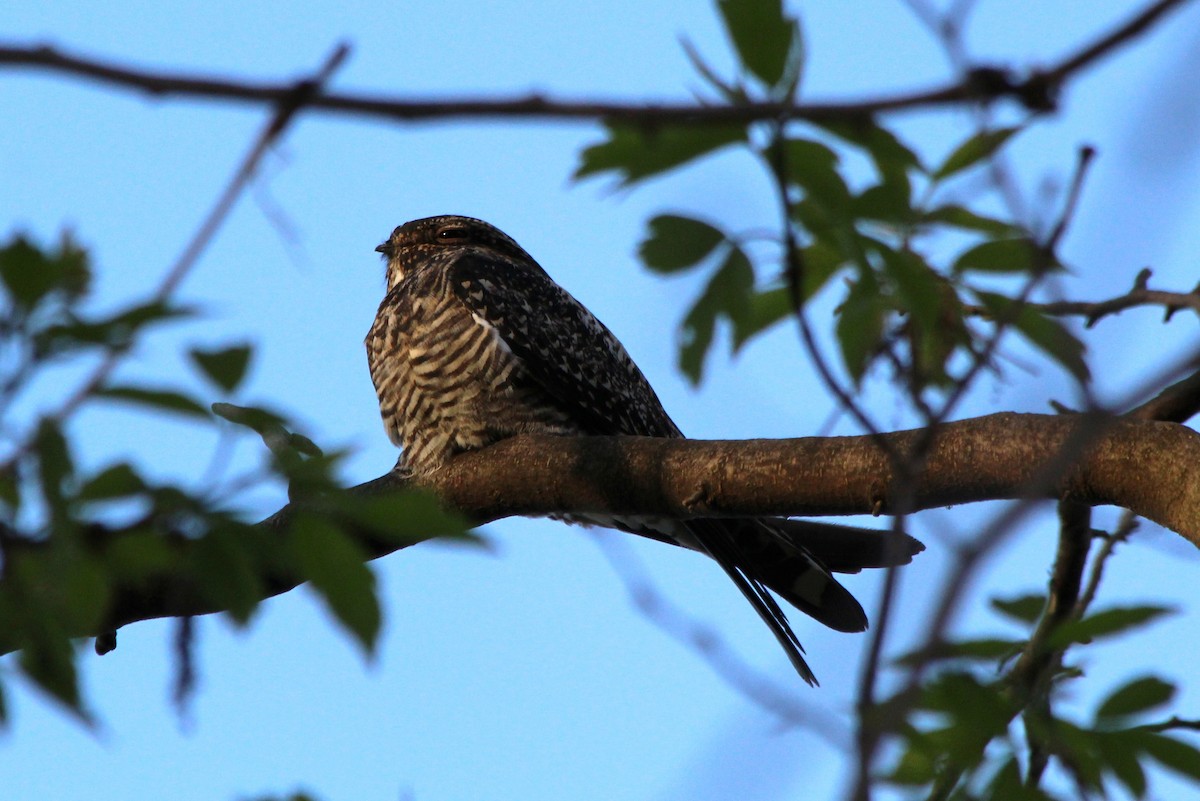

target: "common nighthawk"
[366,215,921,683]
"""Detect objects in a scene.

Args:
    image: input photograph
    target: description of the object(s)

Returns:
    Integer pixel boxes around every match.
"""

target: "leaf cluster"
[0,234,467,723]
[575,2,1087,395]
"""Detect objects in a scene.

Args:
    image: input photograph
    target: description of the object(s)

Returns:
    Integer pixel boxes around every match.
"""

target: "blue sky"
[2,2,1199,800]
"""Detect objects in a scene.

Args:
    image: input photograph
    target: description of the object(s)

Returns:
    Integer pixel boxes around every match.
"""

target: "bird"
[366,214,922,684]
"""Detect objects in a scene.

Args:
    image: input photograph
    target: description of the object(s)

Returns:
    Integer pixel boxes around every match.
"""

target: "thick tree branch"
[0,411,1190,659]
[0,1,1192,125]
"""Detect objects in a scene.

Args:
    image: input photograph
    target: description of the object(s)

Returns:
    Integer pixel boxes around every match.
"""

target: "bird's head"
[376,215,533,291]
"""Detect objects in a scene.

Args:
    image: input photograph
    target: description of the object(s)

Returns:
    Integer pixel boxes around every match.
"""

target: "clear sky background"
[2,2,1199,800]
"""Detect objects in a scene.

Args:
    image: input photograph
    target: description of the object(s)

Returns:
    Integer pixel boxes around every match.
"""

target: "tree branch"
[0,1,1193,125]
[966,269,1200,328]
[1,411,1192,658]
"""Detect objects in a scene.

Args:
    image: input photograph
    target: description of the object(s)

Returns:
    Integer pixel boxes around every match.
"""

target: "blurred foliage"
[2,1,1196,800]
[573,1,1198,799]
[0,232,468,723]
[576,1,1081,392]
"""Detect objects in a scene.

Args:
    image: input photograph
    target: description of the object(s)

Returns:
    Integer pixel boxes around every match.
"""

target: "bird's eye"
[436,226,469,242]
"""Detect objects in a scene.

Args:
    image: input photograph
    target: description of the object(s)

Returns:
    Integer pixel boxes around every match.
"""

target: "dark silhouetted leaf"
[852,171,914,225]
[0,233,90,310]
[190,344,252,393]
[35,419,73,510]
[786,138,850,219]
[814,118,922,174]
[212,403,299,456]
[1136,731,1200,782]
[894,637,1022,666]
[1096,729,1150,798]
[290,515,380,655]
[975,292,1090,382]
[98,385,210,419]
[639,215,726,273]
[575,123,745,186]
[933,126,1021,180]
[38,300,194,355]
[717,0,799,88]
[679,247,754,384]
[1047,605,1174,649]
[731,286,790,352]
[192,525,265,624]
[1013,307,1089,382]
[79,463,145,501]
[924,204,1022,237]
[836,272,886,383]
[990,593,1046,625]
[953,238,1045,274]
[337,489,473,545]
[16,610,88,722]
[1096,676,1176,725]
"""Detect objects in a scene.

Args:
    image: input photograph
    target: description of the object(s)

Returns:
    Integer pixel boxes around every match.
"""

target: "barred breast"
[366,267,574,474]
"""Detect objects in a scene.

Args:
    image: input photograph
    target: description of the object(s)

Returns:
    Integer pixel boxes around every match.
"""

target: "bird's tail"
[684,517,877,684]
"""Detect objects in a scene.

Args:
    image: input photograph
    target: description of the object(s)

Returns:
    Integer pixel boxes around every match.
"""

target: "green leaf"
[731,286,790,352]
[1096,676,1177,724]
[974,291,1090,382]
[35,419,73,510]
[212,402,302,457]
[105,530,179,582]
[78,463,145,501]
[785,138,852,227]
[851,175,914,225]
[290,514,381,655]
[37,300,194,355]
[716,0,800,88]
[924,204,1022,237]
[60,556,111,633]
[894,637,1023,666]
[337,489,473,546]
[192,525,265,624]
[880,247,939,331]
[990,593,1046,625]
[813,118,922,174]
[98,385,210,419]
[1047,605,1175,649]
[574,123,746,186]
[985,756,1059,801]
[0,465,18,514]
[190,344,252,393]
[19,629,86,719]
[1097,730,1150,798]
[638,215,726,273]
[0,233,90,310]
[287,433,324,458]
[797,239,846,299]
[933,126,1021,180]
[678,247,755,384]
[953,238,1048,274]
[1013,306,1089,382]
[835,272,886,383]
[212,401,287,432]
[1136,731,1200,781]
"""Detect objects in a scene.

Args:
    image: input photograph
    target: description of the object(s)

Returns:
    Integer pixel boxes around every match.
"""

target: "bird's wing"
[449,251,680,437]
[450,248,871,682]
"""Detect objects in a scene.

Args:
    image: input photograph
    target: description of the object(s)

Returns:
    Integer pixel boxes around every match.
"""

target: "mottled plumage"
[366,215,921,684]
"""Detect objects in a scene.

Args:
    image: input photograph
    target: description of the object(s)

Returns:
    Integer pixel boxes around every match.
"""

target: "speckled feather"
[366,215,920,684]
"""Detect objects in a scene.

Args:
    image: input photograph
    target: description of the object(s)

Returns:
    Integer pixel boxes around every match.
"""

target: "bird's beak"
[375,242,392,257]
